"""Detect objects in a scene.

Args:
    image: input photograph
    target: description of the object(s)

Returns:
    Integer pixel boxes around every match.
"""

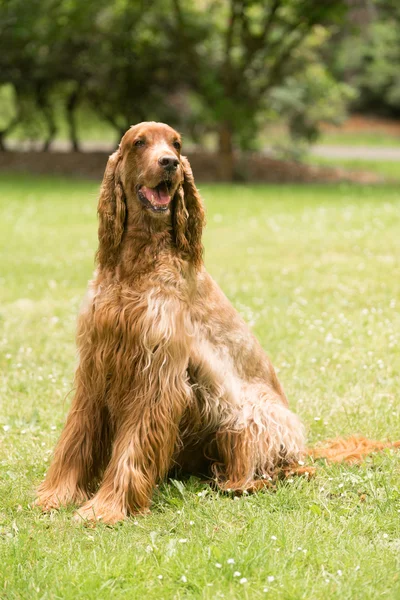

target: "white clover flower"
[157,575,163,580]
[239,578,247,584]
[233,571,241,577]
[181,575,187,583]
[267,576,275,583]
[337,570,342,577]
[227,558,235,564]
[271,535,277,541]
[215,563,222,569]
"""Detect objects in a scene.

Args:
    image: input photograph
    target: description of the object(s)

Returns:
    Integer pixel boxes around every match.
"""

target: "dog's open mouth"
[137,182,171,212]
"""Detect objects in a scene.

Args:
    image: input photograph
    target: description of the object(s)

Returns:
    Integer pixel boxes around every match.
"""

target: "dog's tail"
[281,436,400,479]
[307,435,400,465]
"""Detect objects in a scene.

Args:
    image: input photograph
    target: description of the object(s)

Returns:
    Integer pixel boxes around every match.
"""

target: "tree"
[0,0,352,172]
[83,1,184,140]
[0,0,101,150]
[333,0,400,116]
[171,0,348,179]
[0,0,192,149]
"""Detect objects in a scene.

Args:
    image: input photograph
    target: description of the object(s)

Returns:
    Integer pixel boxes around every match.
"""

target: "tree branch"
[259,26,310,95]
[241,0,282,69]
[171,0,200,80]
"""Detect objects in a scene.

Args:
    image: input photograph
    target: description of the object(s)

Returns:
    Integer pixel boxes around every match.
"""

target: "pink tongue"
[141,184,170,206]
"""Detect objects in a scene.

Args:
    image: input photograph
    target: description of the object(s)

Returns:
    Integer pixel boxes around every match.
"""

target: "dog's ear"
[173,156,205,269]
[96,148,126,270]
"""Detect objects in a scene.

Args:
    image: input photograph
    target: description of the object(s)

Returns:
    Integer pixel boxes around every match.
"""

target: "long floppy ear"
[96,148,126,270]
[173,156,205,269]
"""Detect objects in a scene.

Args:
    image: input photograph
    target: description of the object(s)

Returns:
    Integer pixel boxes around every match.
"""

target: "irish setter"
[36,122,307,523]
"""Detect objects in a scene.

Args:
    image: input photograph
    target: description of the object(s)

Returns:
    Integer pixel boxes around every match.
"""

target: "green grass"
[1,175,400,599]
[307,156,400,180]
[261,122,400,150]
[318,130,400,147]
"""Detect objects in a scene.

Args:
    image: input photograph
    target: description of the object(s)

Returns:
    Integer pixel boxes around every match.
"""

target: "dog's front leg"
[36,306,112,511]
[75,302,192,524]
[74,401,185,524]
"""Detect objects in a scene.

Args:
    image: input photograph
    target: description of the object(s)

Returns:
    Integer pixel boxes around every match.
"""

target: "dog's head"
[97,122,204,270]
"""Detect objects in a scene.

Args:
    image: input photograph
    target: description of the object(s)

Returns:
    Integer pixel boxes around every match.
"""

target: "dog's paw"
[34,494,61,512]
[74,499,126,525]
[35,484,88,512]
[35,489,71,511]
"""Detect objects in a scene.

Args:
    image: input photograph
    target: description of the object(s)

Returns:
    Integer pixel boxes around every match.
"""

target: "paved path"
[309,145,400,161]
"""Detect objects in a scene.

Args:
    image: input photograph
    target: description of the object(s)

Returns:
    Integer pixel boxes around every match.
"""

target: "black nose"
[158,155,179,170]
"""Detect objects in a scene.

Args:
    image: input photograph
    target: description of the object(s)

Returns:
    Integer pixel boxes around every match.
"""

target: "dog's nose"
[158,156,179,170]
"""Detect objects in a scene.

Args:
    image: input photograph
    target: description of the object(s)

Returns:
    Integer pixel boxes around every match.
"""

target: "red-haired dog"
[36,122,305,523]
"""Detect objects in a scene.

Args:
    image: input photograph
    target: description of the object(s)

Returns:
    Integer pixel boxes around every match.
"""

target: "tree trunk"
[41,108,57,152]
[36,86,57,152]
[218,122,235,181]
[66,88,80,152]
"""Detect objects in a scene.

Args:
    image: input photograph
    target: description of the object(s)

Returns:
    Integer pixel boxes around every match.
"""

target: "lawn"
[307,156,400,181]
[0,174,400,599]
[318,130,400,147]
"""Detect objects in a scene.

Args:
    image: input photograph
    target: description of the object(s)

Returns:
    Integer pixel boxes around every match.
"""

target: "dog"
[36,122,305,523]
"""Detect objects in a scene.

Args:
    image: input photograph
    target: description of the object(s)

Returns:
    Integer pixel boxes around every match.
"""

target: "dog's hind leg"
[212,394,305,492]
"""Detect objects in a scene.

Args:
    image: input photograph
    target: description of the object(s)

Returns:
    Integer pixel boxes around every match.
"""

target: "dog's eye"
[134,139,145,147]
[173,141,181,151]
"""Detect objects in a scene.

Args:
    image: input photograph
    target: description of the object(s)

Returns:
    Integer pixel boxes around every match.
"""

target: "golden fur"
[37,122,398,524]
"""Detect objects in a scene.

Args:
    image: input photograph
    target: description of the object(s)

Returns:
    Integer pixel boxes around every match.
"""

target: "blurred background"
[0,0,399,182]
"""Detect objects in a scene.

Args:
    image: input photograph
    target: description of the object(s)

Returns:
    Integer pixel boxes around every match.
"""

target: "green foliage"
[0,0,350,161]
[333,0,400,115]
[0,0,185,146]
[267,26,355,158]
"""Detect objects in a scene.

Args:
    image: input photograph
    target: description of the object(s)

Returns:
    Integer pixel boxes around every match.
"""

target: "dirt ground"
[0,149,383,184]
